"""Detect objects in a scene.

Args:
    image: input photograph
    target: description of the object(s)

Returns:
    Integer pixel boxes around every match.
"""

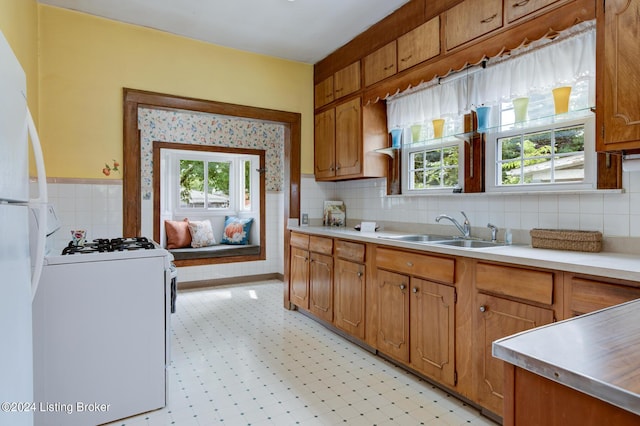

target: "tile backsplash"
[300,169,640,253]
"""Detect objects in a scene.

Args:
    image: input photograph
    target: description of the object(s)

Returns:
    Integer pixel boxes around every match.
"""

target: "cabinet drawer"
[290,232,309,250]
[568,277,640,316]
[335,240,365,263]
[376,247,455,284]
[476,262,553,305]
[309,235,333,255]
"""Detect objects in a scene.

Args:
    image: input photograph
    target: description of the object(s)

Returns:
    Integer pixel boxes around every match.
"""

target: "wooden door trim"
[123,88,301,307]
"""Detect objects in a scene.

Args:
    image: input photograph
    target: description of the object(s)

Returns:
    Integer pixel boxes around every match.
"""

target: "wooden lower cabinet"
[334,258,366,340]
[410,279,456,387]
[290,246,309,309]
[475,293,554,415]
[375,269,410,363]
[309,252,333,322]
[503,364,640,426]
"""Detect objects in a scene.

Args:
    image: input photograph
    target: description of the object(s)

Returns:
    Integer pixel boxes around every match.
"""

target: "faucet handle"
[460,211,470,224]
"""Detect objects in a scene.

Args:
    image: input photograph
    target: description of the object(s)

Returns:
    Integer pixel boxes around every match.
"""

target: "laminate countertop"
[289,226,640,282]
[492,299,640,416]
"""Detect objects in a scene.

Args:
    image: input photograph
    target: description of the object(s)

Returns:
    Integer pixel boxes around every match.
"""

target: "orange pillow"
[165,218,191,249]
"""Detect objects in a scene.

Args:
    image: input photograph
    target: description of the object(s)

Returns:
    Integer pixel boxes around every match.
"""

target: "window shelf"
[402,106,595,148]
[374,146,401,157]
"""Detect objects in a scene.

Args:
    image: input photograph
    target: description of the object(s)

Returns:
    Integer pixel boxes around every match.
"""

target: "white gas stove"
[33,236,173,426]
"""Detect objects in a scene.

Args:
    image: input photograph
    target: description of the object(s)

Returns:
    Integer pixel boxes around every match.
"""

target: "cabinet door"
[397,17,440,72]
[335,98,362,177]
[445,0,503,50]
[506,0,566,23]
[334,258,366,340]
[309,252,333,323]
[290,247,309,309]
[314,75,334,109]
[376,269,410,363]
[597,0,640,150]
[475,293,554,415]
[410,279,456,387]
[333,62,361,100]
[364,41,397,86]
[314,109,336,179]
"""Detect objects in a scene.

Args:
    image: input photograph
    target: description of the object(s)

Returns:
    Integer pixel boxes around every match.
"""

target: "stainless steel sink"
[434,239,505,248]
[378,234,453,243]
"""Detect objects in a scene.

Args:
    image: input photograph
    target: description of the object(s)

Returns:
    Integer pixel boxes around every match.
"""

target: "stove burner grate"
[62,237,157,255]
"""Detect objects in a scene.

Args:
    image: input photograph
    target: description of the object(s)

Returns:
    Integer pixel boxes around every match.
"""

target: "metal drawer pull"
[412,287,418,293]
[400,55,413,62]
[480,305,487,312]
[357,272,363,277]
[513,0,530,6]
[407,261,413,267]
[399,284,406,290]
[481,14,497,23]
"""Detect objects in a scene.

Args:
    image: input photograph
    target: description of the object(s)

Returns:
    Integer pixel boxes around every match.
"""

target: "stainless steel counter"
[493,299,640,416]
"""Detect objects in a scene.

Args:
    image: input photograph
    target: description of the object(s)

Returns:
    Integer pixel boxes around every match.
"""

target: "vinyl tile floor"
[106,280,497,426]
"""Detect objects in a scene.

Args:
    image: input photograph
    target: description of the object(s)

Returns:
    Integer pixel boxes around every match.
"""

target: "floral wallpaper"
[138,108,285,199]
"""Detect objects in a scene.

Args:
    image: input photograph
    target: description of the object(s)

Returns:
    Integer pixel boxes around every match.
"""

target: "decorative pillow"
[221,216,253,245]
[165,218,191,249]
[187,220,216,248]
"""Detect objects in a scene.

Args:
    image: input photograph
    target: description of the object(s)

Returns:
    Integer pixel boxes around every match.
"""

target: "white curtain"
[387,20,596,129]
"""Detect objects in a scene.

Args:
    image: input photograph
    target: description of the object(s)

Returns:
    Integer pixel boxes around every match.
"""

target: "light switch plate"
[301,213,309,226]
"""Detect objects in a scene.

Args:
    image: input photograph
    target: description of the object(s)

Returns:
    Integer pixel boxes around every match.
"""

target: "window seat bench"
[169,244,261,261]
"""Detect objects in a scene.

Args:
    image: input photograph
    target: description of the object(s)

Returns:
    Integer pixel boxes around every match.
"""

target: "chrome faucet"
[436,211,471,238]
[487,223,498,242]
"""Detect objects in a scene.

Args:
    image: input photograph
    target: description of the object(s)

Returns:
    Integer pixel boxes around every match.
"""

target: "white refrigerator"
[0,31,48,426]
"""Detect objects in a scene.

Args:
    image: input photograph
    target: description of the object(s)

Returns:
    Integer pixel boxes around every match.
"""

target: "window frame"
[152,141,266,266]
[485,115,596,192]
[401,122,466,195]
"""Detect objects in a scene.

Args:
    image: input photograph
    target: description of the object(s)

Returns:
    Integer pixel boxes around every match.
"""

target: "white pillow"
[187,220,216,248]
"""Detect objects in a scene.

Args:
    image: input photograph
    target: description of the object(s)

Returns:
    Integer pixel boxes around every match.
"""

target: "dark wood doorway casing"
[123,88,301,308]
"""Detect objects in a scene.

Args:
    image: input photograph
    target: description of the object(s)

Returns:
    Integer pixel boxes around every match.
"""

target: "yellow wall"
[38,5,314,178]
[0,0,39,121]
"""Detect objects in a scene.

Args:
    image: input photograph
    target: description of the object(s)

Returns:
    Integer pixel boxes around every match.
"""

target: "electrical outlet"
[301,213,309,225]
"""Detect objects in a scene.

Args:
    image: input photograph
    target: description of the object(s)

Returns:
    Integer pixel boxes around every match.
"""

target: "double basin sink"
[378,234,505,249]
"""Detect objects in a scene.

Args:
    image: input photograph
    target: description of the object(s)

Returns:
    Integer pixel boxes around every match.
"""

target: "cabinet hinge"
[454,371,458,385]
[602,125,605,140]
[454,290,457,304]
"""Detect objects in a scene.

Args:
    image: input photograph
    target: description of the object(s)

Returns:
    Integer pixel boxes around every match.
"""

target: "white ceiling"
[38,0,411,64]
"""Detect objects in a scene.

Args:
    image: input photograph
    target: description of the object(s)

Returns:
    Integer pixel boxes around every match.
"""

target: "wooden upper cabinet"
[315,62,361,110]
[333,61,361,100]
[314,97,387,181]
[444,0,503,51]
[506,0,568,23]
[397,16,440,72]
[364,41,397,86]
[597,0,640,151]
[335,98,362,177]
[314,108,336,179]
[314,75,333,109]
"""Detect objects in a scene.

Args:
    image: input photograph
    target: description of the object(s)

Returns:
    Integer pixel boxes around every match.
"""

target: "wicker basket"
[530,229,602,252]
